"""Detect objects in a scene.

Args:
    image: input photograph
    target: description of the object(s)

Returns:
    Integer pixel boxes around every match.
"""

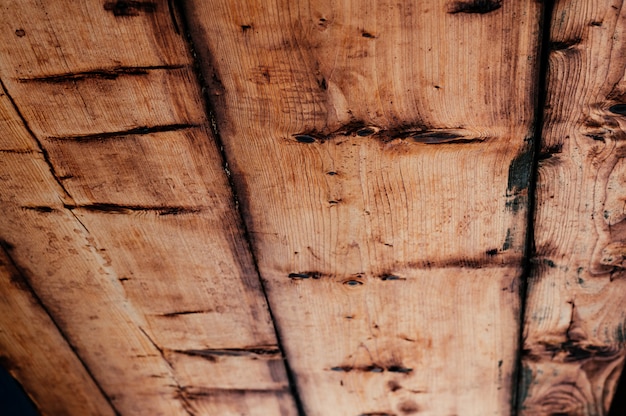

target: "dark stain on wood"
[398,400,420,414]
[103,0,157,16]
[507,147,533,195]
[388,380,402,392]
[448,0,502,15]
[502,229,513,251]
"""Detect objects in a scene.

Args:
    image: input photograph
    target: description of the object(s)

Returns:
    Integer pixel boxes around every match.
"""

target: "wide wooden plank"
[521,1,626,414]
[0,1,297,414]
[184,0,542,413]
[0,247,115,416]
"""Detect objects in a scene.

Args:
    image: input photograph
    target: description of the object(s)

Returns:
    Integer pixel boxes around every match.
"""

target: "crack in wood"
[137,327,196,416]
[181,386,290,397]
[17,65,187,83]
[63,203,202,215]
[46,123,199,142]
[330,365,413,374]
[292,123,487,145]
[0,79,73,200]
[20,206,56,213]
[174,346,282,359]
[171,2,306,414]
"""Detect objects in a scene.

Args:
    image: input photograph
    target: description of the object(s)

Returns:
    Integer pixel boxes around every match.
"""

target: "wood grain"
[0,246,115,416]
[521,1,626,414]
[0,1,296,414]
[184,0,542,413]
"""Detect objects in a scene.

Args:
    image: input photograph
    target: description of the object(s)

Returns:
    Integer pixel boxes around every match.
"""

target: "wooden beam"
[0,245,115,416]
[182,0,542,413]
[520,1,626,414]
[0,1,297,414]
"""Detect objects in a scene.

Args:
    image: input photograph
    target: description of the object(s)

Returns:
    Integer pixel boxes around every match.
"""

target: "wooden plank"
[0,247,115,416]
[183,0,542,413]
[0,1,297,414]
[521,1,626,414]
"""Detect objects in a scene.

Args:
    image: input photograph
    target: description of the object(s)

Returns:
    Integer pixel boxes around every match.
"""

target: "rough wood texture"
[521,1,626,414]
[0,1,296,414]
[184,0,542,413]
[0,247,115,416]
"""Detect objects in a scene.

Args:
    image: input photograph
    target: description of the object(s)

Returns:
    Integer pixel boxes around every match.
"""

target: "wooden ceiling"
[1,0,626,415]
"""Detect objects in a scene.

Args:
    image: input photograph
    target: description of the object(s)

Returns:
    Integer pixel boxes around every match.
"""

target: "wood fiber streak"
[0,1,296,414]
[0,248,115,416]
[521,1,626,414]
[183,0,542,414]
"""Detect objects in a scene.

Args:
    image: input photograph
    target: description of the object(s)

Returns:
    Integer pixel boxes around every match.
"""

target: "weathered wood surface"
[184,0,542,414]
[0,1,296,415]
[0,246,115,416]
[521,1,626,414]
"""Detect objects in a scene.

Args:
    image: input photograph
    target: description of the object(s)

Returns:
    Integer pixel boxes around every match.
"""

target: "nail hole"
[327,171,337,176]
[15,29,25,37]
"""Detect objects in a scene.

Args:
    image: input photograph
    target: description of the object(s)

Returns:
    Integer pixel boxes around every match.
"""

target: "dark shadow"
[0,365,39,415]
[609,364,626,416]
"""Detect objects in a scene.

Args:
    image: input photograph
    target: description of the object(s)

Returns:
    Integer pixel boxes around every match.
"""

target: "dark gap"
[609,362,626,415]
[0,366,39,416]
[512,1,554,414]
[0,246,121,415]
[171,2,307,415]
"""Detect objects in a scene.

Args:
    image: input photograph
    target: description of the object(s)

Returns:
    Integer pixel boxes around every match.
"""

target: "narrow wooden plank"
[0,0,190,77]
[0,82,195,416]
[521,1,626,414]
[0,247,115,416]
[0,1,298,413]
[183,0,542,414]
